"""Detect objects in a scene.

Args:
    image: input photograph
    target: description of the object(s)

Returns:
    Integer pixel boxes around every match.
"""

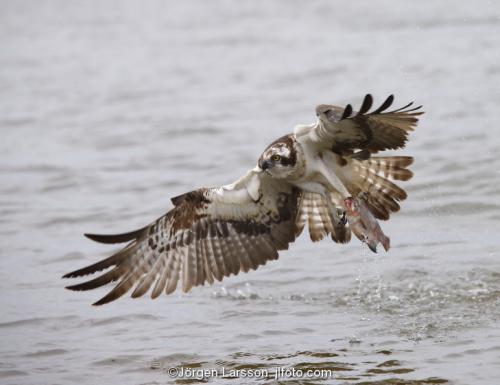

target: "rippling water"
[1,1,500,384]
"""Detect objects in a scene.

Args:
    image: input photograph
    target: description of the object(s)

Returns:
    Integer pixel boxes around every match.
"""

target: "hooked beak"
[258,159,272,171]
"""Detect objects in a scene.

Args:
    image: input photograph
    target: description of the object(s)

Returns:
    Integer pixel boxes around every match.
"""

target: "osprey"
[64,94,423,305]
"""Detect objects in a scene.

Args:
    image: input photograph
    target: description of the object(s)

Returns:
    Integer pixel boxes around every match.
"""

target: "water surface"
[1,1,500,384]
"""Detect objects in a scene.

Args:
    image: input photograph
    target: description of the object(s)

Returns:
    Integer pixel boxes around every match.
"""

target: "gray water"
[1,1,500,384]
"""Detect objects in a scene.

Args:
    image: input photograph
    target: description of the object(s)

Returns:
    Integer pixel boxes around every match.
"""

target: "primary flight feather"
[63,94,423,305]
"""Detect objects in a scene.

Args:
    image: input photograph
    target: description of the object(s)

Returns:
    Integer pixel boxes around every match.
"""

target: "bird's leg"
[339,210,347,225]
[316,159,351,198]
[315,159,351,226]
[326,199,346,227]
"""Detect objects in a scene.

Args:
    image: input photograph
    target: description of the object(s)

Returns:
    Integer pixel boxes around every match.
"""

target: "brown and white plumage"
[293,94,422,230]
[311,94,422,155]
[64,169,301,305]
[64,94,423,305]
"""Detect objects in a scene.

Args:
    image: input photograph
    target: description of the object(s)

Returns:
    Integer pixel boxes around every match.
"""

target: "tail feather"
[351,156,412,220]
[307,195,328,241]
[294,198,308,237]
[354,167,407,200]
[364,198,390,220]
[296,192,351,244]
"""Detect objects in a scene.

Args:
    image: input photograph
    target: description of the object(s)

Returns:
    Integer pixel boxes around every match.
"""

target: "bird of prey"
[63,94,423,305]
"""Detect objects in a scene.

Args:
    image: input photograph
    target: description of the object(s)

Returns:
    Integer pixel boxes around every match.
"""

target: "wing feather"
[92,251,149,305]
[199,238,213,285]
[232,228,252,273]
[151,256,169,298]
[183,240,196,293]
[306,94,423,154]
[344,156,413,220]
[221,234,240,276]
[65,265,126,291]
[194,240,205,286]
[62,243,136,278]
[131,262,159,298]
[84,227,147,244]
[370,94,394,114]
[208,234,226,280]
[165,250,181,294]
[63,171,302,305]
[357,94,373,116]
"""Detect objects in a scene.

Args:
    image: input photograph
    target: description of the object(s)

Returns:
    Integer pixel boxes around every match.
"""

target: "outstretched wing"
[63,169,301,305]
[295,94,423,155]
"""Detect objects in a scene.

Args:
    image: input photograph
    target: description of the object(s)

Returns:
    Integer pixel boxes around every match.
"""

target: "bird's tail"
[350,156,413,220]
[295,192,351,243]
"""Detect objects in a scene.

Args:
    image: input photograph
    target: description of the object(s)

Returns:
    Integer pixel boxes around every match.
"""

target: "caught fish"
[343,194,390,253]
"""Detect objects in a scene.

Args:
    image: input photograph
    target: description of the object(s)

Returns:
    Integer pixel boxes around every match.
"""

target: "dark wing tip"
[63,265,105,280]
[357,94,373,115]
[84,227,146,244]
[92,297,112,306]
[64,270,117,291]
[408,104,424,113]
[92,289,127,306]
[371,94,395,114]
[65,283,85,291]
[394,101,412,111]
[388,101,424,114]
[341,104,353,120]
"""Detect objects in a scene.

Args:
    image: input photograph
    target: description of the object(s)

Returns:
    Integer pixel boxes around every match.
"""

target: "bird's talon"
[339,211,347,226]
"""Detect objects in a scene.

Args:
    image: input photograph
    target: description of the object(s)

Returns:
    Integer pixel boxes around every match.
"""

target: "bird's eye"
[271,155,281,161]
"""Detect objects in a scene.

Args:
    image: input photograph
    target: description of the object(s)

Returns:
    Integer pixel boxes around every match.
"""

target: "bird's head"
[257,135,301,179]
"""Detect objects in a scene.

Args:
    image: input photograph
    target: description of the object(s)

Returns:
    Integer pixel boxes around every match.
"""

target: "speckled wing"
[299,94,423,154]
[63,169,301,305]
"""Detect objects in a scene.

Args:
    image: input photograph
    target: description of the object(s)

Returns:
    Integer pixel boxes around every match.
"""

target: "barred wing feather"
[63,170,301,305]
